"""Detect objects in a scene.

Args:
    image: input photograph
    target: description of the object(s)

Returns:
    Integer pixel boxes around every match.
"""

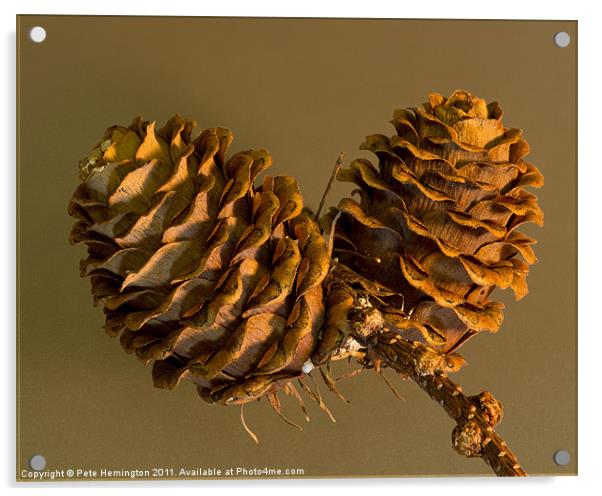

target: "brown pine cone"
[68,115,330,405]
[328,90,544,358]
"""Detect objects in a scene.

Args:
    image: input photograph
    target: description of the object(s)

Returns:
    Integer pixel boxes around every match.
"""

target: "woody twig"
[348,302,526,477]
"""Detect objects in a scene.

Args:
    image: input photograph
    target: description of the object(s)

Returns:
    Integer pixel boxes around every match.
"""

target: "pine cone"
[68,115,330,405]
[330,90,544,356]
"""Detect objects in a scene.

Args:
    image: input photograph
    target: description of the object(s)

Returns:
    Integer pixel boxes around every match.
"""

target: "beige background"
[16,16,577,478]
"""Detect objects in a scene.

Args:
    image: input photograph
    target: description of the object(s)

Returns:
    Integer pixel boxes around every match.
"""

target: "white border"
[2,1,599,495]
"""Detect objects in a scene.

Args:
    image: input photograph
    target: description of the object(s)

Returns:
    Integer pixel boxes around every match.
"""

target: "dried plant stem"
[348,304,527,477]
[316,152,344,220]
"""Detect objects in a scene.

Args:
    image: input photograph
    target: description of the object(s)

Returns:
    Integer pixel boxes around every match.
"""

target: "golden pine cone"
[68,115,330,405]
[330,90,544,355]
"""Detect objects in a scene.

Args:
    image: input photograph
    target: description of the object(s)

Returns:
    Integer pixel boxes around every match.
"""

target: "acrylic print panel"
[16,16,577,480]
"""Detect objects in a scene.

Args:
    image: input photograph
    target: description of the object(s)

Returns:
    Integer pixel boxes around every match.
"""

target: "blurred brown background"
[17,16,577,478]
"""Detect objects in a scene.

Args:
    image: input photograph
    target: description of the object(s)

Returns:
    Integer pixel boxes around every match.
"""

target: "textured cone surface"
[329,90,543,356]
[69,115,330,404]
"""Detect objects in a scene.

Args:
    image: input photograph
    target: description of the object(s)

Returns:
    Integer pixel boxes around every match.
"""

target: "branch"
[348,304,527,477]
